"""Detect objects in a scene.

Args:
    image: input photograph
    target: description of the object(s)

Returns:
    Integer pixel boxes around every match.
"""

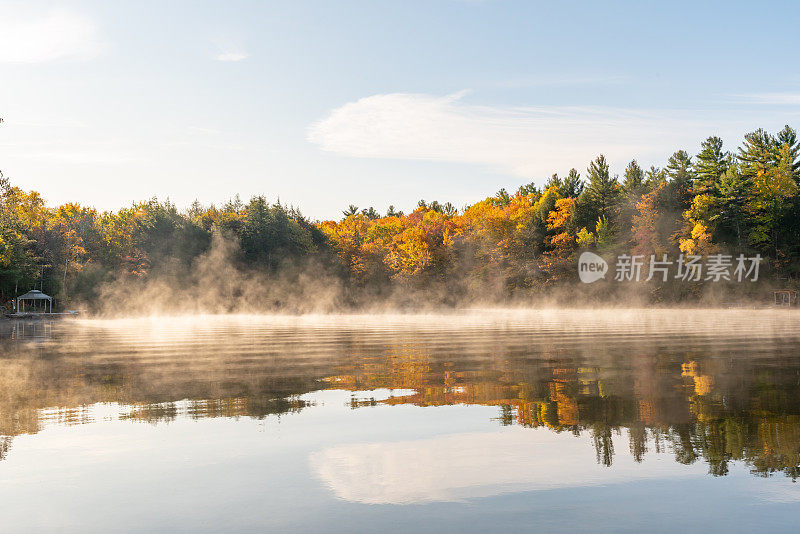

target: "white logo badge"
[578,252,608,283]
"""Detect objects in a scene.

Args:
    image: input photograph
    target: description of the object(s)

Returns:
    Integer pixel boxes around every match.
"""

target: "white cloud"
[307,91,764,177]
[0,7,101,63]
[214,51,248,62]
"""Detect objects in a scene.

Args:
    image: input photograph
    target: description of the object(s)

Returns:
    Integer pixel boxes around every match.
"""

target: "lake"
[1,309,799,533]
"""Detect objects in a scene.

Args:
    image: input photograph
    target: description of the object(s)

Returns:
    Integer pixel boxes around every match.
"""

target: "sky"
[1,0,800,220]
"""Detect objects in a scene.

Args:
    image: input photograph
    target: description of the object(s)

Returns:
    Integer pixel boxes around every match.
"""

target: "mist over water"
[1,309,799,531]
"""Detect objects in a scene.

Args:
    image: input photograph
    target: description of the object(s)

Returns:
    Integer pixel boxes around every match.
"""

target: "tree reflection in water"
[1,310,799,480]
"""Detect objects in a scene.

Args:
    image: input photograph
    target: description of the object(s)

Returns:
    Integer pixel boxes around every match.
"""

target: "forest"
[1,125,799,311]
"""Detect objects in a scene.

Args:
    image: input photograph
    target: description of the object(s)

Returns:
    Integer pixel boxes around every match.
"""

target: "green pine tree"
[584,154,620,221]
[694,136,729,196]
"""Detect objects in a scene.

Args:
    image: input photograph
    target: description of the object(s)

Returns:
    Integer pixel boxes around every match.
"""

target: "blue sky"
[1,0,799,220]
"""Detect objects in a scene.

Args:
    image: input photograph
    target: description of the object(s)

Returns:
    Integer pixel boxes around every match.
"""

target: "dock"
[3,311,80,320]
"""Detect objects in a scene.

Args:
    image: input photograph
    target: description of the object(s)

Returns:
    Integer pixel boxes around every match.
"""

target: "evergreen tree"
[711,164,752,250]
[775,125,800,182]
[494,188,511,207]
[543,172,583,198]
[738,129,773,181]
[622,160,645,194]
[584,155,620,220]
[516,181,540,197]
[561,168,584,197]
[738,127,799,255]
[544,173,562,191]
[645,166,667,190]
[361,207,380,219]
[694,136,729,195]
[665,150,694,210]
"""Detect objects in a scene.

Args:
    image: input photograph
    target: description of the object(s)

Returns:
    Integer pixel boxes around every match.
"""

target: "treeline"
[1,125,799,309]
[0,184,330,309]
[322,125,800,300]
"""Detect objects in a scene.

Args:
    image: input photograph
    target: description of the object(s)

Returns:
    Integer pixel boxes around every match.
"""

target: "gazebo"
[774,290,798,307]
[16,290,53,313]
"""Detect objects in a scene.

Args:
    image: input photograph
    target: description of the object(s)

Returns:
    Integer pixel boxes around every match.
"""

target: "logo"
[578,251,608,283]
[576,252,761,284]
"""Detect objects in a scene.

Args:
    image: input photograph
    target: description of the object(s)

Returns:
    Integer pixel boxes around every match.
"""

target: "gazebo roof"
[17,290,52,300]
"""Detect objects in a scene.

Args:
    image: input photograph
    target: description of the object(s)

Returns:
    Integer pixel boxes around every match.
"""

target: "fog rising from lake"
[1,309,799,532]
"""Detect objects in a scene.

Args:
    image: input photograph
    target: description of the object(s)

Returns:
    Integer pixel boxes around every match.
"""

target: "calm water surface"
[1,309,799,532]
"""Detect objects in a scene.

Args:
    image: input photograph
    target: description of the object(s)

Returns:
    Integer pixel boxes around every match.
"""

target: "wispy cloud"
[734,92,800,105]
[0,7,102,63]
[308,91,733,177]
[211,37,248,62]
[493,74,629,89]
[214,51,248,62]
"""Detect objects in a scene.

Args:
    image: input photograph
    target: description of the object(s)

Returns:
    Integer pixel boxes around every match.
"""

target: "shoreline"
[2,305,796,324]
